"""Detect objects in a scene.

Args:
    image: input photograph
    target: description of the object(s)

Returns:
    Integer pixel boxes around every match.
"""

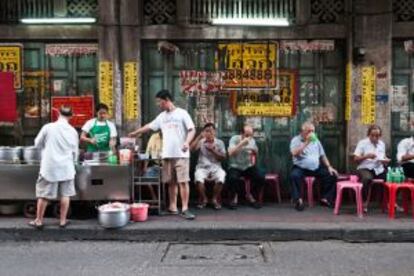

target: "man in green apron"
[81,103,117,152]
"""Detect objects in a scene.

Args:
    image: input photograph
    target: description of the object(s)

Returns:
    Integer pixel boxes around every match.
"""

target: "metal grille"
[311,0,345,24]
[144,0,177,25]
[67,0,97,17]
[0,0,54,23]
[190,0,295,25]
[393,0,414,22]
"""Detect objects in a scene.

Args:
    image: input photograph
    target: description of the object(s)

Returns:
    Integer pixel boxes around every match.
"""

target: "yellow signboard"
[236,70,297,117]
[99,61,114,117]
[217,42,278,89]
[345,63,352,121]
[361,65,376,124]
[0,44,22,89]
[123,62,139,120]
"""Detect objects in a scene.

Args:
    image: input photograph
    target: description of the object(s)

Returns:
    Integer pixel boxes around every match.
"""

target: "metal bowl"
[97,203,130,229]
[0,147,22,163]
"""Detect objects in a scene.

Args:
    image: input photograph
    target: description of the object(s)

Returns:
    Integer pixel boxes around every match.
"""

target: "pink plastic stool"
[265,173,282,203]
[303,176,316,207]
[334,175,364,218]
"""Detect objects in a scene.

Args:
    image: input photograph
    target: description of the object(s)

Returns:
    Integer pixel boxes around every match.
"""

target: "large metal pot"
[0,147,22,163]
[23,146,41,164]
[97,203,130,229]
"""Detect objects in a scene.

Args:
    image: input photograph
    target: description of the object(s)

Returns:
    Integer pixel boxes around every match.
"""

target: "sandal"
[59,220,71,229]
[212,202,222,210]
[28,220,44,230]
[196,202,207,209]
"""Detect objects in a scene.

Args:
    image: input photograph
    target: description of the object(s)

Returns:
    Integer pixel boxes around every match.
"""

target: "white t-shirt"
[149,108,195,159]
[35,117,79,182]
[354,137,386,175]
[81,118,117,138]
[397,137,414,164]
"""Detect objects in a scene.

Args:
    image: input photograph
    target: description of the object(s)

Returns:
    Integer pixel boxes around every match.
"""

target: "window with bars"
[393,0,414,22]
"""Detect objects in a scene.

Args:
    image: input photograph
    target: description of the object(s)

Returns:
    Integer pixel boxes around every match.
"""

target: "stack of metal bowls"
[23,146,41,164]
[0,147,22,164]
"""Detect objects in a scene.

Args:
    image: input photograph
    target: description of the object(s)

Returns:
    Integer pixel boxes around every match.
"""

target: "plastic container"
[119,149,132,165]
[310,133,318,143]
[130,203,149,222]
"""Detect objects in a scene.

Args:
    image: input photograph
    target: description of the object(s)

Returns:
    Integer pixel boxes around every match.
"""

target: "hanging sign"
[99,61,114,117]
[45,44,98,56]
[236,70,297,117]
[0,72,17,122]
[345,63,352,121]
[0,44,23,89]
[51,96,94,128]
[123,62,139,120]
[179,70,224,95]
[216,42,278,89]
[361,65,376,124]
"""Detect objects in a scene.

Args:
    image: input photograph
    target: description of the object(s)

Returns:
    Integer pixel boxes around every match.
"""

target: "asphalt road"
[1,241,413,276]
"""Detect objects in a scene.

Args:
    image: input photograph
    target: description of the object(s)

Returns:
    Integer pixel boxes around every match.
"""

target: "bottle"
[399,167,405,183]
[386,167,391,183]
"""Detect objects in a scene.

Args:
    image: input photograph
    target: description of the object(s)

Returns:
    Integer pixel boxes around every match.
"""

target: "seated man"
[226,124,265,209]
[143,131,162,178]
[290,122,338,211]
[353,125,390,209]
[397,135,414,178]
[190,123,226,210]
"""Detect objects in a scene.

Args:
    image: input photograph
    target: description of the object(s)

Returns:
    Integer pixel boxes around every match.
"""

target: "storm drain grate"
[161,242,267,266]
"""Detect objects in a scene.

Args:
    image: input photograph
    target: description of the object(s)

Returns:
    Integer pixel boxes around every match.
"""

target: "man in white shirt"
[128,90,196,220]
[354,125,390,204]
[28,106,79,230]
[397,136,414,178]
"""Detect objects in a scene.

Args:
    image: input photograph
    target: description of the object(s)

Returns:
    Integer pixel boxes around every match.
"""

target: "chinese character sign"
[99,62,114,117]
[361,66,376,124]
[123,62,139,120]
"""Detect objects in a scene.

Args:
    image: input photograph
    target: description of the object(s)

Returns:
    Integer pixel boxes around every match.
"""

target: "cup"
[310,133,318,142]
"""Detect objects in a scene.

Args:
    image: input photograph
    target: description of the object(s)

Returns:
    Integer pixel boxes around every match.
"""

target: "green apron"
[87,119,111,152]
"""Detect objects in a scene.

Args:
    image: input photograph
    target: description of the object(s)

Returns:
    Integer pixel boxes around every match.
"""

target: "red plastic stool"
[264,173,282,203]
[382,182,414,219]
[334,175,363,218]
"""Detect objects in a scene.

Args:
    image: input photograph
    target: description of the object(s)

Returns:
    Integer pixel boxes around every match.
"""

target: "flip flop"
[196,202,207,209]
[59,221,71,229]
[28,220,44,230]
[212,202,222,210]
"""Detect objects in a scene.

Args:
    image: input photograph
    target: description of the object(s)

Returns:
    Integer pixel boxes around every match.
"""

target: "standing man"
[81,103,117,152]
[290,122,338,211]
[128,90,196,220]
[190,123,226,210]
[227,124,265,209]
[28,106,79,229]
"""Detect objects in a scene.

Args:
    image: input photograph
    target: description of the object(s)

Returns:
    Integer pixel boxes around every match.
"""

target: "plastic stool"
[265,173,282,203]
[382,182,414,219]
[303,176,316,207]
[365,178,385,210]
[334,175,363,218]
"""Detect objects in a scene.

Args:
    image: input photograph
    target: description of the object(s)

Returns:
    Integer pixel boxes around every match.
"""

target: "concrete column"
[347,0,392,157]
[119,0,143,134]
[98,0,122,127]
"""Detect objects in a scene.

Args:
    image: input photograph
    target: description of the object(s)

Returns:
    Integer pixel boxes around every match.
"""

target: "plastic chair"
[333,175,364,218]
[365,178,385,210]
[302,176,316,207]
[265,173,282,203]
[382,182,414,219]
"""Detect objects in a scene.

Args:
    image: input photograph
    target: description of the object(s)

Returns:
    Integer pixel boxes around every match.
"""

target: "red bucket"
[130,203,149,222]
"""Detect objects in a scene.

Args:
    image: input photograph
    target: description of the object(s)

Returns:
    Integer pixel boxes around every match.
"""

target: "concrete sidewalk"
[0,204,413,242]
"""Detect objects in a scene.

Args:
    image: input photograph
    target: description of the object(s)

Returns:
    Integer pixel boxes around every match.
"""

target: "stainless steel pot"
[0,147,22,163]
[97,203,130,229]
[23,146,41,164]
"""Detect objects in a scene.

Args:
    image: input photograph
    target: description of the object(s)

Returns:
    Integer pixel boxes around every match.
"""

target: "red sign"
[0,72,17,122]
[51,96,94,128]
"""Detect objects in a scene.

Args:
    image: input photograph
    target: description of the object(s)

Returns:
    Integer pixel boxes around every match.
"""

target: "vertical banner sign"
[361,66,376,124]
[0,44,22,89]
[216,42,278,89]
[345,63,352,121]
[99,62,114,117]
[123,62,139,120]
